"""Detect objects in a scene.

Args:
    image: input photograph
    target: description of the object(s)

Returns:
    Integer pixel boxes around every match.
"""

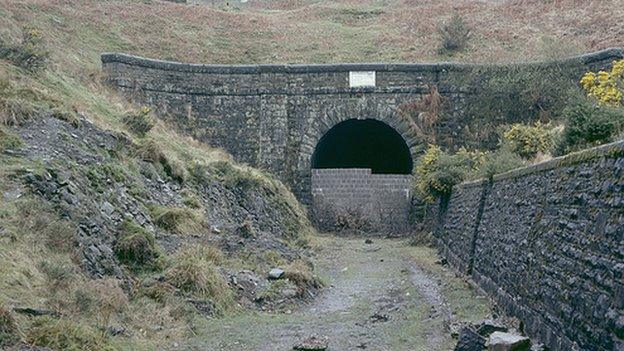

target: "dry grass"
[283,259,325,297]
[149,205,206,236]
[165,245,234,312]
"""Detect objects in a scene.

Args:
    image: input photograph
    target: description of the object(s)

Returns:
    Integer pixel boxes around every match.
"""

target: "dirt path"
[187,236,491,351]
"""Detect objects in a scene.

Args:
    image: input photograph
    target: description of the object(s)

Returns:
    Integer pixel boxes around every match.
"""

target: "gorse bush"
[502,121,556,159]
[580,59,624,107]
[458,64,577,148]
[123,106,155,137]
[438,14,470,55]
[0,26,49,72]
[414,145,485,203]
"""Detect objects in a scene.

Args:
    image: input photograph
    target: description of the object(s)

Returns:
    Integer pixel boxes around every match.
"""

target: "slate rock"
[487,332,531,351]
[268,268,285,279]
[476,320,508,337]
[454,326,486,351]
[293,334,329,351]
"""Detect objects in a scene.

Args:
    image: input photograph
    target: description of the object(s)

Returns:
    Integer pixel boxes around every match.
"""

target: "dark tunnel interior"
[311,119,413,174]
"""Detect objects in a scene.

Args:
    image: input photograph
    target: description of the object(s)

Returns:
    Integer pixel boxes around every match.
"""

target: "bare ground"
[180,235,492,351]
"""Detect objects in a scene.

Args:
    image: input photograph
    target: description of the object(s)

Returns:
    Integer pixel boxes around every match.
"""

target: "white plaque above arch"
[349,71,376,88]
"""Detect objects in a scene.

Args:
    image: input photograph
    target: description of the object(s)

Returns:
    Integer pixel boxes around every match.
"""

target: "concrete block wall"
[311,168,412,233]
[436,140,624,351]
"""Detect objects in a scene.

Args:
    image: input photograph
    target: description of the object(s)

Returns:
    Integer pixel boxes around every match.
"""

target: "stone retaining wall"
[436,140,624,350]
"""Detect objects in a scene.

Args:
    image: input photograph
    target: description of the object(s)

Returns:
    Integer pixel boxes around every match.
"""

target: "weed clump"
[114,220,162,270]
[25,317,114,351]
[165,245,233,312]
[437,14,470,55]
[283,260,325,297]
[136,138,186,183]
[0,305,18,347]
[123,106,155,137]
[0,127,23,152]
[149,205,205,235]
[0,26,49,72]
[181,190,202,209]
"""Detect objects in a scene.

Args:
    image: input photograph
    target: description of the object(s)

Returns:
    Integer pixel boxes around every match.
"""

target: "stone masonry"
[436,140,624,351]
[311,168,412,233]
[100,48,624,208]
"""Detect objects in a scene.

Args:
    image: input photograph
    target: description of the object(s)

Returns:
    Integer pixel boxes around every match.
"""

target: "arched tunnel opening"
[311,119,413,174]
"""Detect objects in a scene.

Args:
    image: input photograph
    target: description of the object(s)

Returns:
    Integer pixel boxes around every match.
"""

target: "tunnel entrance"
[310,119,413,234]
[311,119,413,174]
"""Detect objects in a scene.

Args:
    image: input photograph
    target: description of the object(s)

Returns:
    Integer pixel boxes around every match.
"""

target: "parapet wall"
[436,141,624,350]
[311,169,411,233]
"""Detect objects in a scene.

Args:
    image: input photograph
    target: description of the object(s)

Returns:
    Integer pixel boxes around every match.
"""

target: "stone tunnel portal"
[311,119,413,174]
[310,119,414,233]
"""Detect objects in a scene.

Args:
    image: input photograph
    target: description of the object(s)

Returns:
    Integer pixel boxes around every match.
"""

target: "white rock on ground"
[487,331,531,351]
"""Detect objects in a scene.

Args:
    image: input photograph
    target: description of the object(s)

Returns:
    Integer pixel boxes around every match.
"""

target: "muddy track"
[189,236,490,351]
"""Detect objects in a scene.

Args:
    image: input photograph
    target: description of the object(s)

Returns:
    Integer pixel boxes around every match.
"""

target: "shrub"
[165,246,233,311]
[414,145,484,202]
[149,205,205,235]
[0,305,18,347]
[0,127,23,152]
[397,86,444,144]
[457,64,577,148]
[502,121,556,159]
[580,59,624,107]
[123,106,155,137]
[114,220,162,269]
[471,147,527,179]
[558,96,624,154]
[0,26,50,72]
[438,14,471,55]
[25,317,114,351]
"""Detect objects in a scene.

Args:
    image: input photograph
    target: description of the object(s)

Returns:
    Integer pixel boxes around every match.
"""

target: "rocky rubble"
[453,319,538,351]
[7,116,318,309]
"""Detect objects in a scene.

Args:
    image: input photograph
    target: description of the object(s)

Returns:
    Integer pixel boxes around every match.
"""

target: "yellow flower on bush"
[581,59,624,107]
